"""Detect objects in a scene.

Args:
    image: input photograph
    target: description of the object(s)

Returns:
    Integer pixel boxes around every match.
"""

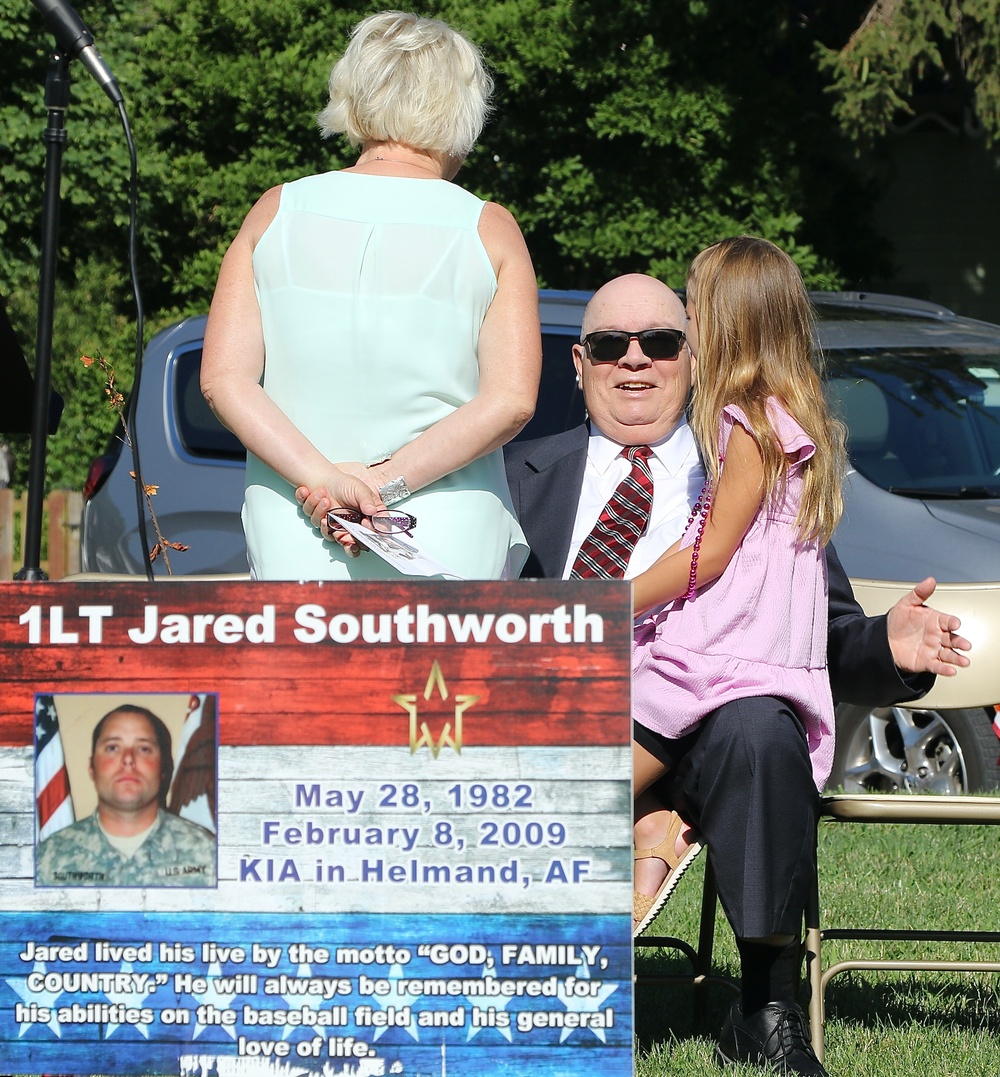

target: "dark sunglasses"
[582,328,686,363]
[326,508,417,535]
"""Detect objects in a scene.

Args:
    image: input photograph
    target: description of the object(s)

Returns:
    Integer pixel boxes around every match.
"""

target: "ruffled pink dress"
[631,399,835,790]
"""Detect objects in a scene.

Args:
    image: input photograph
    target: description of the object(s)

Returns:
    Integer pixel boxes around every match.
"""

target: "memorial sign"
[0,579,633,1075]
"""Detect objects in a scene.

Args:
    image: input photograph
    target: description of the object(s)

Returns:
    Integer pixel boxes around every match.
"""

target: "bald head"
[581,274,687,339]
[572,274,693,446]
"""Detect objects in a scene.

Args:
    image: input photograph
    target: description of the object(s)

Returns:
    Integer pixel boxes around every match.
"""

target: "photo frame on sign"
[34,692,218,889]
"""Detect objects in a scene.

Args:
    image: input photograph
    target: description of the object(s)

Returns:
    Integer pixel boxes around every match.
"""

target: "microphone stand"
[16,49,71,581]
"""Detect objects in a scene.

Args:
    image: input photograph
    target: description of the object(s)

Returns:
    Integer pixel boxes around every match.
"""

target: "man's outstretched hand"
[886,577,972,676]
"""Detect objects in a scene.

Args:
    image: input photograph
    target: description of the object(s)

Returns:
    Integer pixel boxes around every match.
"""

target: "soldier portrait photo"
[35,693,217,888]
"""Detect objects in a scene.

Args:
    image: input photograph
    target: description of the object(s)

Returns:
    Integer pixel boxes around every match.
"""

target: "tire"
[828,704,1000,794]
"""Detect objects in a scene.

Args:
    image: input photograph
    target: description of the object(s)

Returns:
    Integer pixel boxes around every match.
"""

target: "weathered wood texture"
[0,581,632,748]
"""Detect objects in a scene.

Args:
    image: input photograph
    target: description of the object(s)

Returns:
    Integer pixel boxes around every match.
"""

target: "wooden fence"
[0,489,82,580]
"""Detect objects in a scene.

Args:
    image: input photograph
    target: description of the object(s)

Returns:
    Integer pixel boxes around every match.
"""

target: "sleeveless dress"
[243,171,528,581]
[631,399,835,789]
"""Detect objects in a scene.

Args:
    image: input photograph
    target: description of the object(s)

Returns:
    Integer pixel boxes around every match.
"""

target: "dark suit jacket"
[504,425,932,708]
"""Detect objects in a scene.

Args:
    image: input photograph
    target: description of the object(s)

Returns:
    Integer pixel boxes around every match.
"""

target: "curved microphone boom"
[30,0,123,104]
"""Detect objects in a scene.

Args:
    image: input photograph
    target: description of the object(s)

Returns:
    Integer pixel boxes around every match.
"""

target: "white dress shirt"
[562,420,706,580]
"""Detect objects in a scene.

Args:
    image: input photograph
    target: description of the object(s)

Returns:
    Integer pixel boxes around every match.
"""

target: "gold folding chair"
[638,577,1000,1046]
[805,793,1000,1062]
[633,855,739,1027]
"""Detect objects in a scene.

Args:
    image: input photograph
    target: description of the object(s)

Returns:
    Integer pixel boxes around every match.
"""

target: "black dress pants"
[641,695,820,940]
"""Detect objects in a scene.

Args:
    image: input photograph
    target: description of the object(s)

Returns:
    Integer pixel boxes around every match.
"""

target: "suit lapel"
[506,426,589,579]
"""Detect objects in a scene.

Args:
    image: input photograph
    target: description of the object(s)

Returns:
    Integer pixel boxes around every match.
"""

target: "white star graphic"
[371,962,419,1042]
[102,961,162,1039]
[555,961,619,1043]
[277,961,346,1043]
[190,961,239,1040]
[279,961,314,1041]
[5,961,63,1038]
[463,963,512,1042]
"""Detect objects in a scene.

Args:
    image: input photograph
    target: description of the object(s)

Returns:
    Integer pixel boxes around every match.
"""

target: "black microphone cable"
[31,0,155,579]
[116,96,155,582]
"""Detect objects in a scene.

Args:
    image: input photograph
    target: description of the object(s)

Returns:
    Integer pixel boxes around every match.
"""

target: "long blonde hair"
[686,236,846,544]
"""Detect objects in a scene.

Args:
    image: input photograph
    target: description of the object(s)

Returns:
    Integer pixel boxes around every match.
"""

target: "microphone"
[31,0,124,104]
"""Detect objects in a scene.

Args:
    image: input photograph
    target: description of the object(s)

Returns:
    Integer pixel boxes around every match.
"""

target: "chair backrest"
[827,377,909,485]
[828,377,888,452]
[849,578,1000,709]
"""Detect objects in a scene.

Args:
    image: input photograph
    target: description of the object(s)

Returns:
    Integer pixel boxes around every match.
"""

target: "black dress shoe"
[716,1000,829,1075]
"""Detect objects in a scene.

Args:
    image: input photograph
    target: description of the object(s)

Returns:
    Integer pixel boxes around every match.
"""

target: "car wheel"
[829,705,1000,794]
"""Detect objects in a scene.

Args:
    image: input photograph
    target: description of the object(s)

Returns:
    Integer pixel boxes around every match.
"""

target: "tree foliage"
[441,0,855,288]
[0,0,988,492]
[817,0,1000,145]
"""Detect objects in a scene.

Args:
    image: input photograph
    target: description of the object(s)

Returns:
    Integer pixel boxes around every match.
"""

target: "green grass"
[635,817,1000,1075]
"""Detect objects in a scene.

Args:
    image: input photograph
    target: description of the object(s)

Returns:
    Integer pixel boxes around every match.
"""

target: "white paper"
[328,513,465,579]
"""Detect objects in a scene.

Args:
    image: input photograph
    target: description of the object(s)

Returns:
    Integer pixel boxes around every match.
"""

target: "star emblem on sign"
[393,661,480,757]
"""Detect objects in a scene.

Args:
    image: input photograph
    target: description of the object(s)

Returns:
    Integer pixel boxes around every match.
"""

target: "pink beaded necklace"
[681,455,722,601]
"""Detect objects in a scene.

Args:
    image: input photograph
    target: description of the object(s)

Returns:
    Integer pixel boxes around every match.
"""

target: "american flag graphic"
[34,694,74,840]
[168,693,218,834]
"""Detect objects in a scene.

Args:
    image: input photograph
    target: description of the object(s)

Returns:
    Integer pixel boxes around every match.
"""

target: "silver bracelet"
[364,451,393,468]
[379,476,411,506]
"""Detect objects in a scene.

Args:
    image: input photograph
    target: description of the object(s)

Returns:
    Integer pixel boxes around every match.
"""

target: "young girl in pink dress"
[631,236,847,933]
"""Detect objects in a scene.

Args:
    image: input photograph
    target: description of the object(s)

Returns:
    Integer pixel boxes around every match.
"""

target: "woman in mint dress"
[201,12,539,580]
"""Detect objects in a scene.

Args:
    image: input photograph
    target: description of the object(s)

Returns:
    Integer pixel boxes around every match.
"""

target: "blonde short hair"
[318,11,493,160]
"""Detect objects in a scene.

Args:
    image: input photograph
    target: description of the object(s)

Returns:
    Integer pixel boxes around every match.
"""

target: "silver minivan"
[80,290,1000,793]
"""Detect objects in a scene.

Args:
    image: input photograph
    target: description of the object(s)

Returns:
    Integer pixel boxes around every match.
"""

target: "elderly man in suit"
[504,273,971,1076]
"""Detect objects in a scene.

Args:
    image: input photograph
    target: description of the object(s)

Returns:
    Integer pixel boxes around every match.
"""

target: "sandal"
[633,810,703,938]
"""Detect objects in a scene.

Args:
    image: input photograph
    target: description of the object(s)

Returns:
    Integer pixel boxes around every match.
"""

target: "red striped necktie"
[571,445,653,579]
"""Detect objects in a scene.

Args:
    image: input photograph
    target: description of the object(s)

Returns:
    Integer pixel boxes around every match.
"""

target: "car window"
[169,333,584,460]
[172,348,246,460]
[827,349,1000,495]
[515,330,585,442]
